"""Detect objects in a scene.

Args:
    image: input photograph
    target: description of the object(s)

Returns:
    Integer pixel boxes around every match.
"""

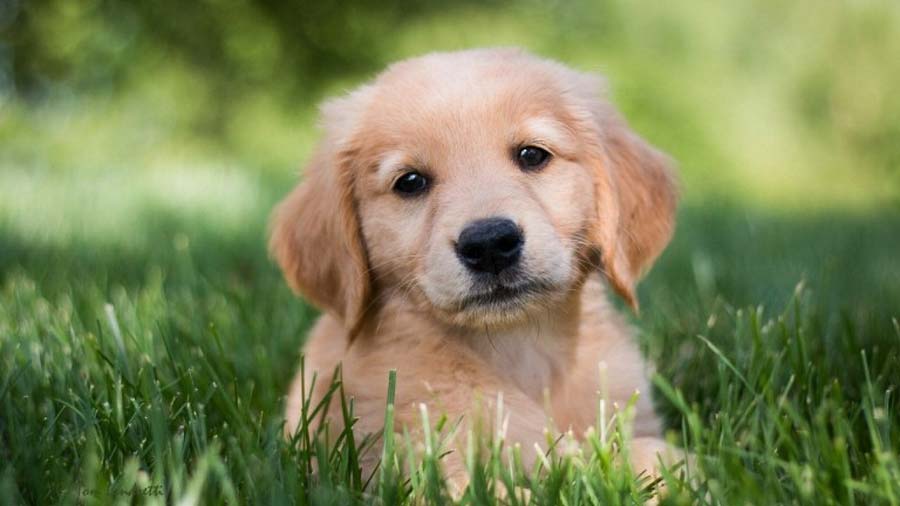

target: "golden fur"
[270,48,679,487]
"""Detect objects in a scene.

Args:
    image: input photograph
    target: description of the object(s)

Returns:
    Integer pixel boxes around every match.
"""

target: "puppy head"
[270,48,677,333]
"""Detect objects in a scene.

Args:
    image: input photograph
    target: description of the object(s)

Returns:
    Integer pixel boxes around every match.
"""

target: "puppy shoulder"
[303,314,349,370]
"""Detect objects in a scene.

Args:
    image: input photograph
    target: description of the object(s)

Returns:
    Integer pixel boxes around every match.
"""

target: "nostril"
[495,232,522,254]
[459,243,485,262]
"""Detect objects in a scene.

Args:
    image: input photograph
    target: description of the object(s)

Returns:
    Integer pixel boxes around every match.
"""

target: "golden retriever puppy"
[271,48,678,488]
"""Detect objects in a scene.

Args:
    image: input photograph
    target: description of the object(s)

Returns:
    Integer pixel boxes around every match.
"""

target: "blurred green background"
[3,0,900,239]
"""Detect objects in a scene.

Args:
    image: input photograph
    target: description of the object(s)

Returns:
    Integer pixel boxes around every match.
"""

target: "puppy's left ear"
[585,99,678,310]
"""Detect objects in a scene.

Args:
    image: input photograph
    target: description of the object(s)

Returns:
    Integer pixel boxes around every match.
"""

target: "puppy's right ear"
[269,89,373,335]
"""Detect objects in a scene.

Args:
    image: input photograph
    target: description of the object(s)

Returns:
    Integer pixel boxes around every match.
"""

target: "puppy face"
[271,49,677,333]
[352,61,597,327]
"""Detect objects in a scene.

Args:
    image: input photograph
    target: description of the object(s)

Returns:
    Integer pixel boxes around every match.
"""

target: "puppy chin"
[438,303,531,329]
[426,279,571,330]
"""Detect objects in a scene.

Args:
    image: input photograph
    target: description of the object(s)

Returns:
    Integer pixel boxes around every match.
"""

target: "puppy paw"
[629,437,696,502]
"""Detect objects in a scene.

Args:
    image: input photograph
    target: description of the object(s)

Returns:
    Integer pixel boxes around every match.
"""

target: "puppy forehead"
[368,55,572,126]
[362,89,578,171]
[346,51,593,187]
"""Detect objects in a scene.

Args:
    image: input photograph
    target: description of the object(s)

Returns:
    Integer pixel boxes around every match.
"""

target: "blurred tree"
[1,0,504,100]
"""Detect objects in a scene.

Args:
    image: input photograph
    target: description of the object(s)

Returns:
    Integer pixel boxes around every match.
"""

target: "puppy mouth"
[455,279,555,311]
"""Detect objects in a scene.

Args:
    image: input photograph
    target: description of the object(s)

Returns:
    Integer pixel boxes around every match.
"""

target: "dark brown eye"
[516,146,551,170]
[393,171,429,196]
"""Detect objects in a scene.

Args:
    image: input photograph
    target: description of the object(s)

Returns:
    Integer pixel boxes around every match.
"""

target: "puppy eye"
[516,146,551,170]
[393,171,430,196]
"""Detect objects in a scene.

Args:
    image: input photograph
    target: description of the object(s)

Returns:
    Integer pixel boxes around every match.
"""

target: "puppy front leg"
[386,382,552,499]
[629,436,677,477]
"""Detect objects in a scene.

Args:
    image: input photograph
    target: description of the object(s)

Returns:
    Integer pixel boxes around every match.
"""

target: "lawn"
[2,0,899,504]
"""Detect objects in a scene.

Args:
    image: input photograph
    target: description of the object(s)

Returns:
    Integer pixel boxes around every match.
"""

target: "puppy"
[271,48,678,487]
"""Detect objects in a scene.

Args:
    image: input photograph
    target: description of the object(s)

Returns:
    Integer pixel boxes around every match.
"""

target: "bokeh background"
[4,0,900,228]
[2,1,900,502]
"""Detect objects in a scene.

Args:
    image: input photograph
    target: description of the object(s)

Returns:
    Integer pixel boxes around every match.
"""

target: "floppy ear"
[269,94,373,336]
[588,107,678,310]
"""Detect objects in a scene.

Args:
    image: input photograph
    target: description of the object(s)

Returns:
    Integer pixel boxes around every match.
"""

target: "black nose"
[455,218,524,275]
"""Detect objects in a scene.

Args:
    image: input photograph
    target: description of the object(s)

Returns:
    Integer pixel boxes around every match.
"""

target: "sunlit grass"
[0,166,267,246]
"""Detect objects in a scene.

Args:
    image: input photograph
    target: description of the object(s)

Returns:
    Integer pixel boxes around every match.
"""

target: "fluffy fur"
[270,48,679,487]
